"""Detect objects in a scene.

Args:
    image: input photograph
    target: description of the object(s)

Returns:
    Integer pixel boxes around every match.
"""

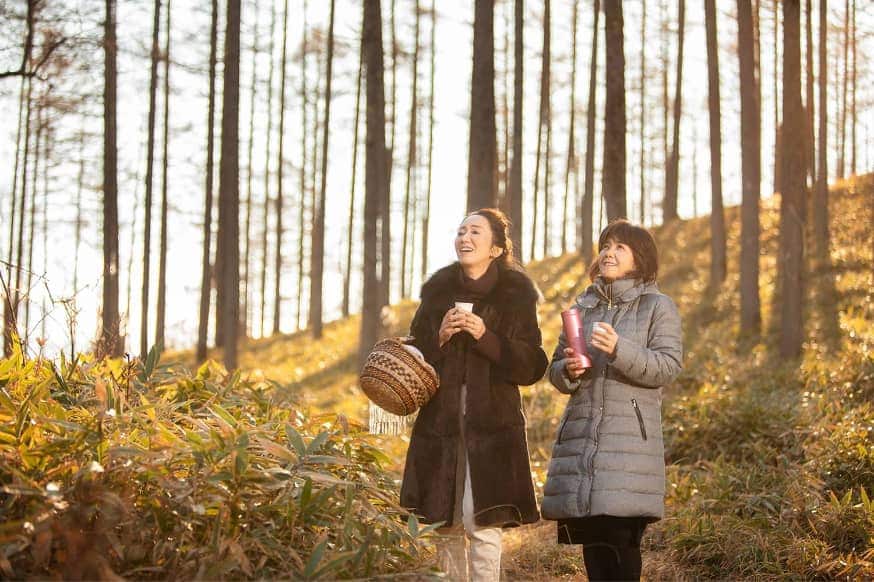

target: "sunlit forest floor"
[179,175,874,579]
[3,176,870,580]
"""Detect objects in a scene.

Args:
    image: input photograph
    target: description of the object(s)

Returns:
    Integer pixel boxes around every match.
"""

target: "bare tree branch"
[0,1,66,80]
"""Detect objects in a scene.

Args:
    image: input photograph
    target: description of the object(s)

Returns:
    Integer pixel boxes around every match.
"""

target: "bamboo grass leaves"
[0,350,437,579]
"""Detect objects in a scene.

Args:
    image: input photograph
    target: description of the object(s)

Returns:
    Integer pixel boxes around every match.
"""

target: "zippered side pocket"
[631,398,647,441]
[557,414,570,443]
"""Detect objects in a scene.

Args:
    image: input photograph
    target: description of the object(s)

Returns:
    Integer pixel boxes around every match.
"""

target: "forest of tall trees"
[3,4,874,581]
[0,0,871,368]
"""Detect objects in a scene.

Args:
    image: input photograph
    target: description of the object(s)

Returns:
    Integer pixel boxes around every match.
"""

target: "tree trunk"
[849,0,855,175]
[360,0,389,368]
[581,0,600,264]
[275,0,290,335]
[705,0,726,287]
[832,17,839,181]
[389,0,397,159]
[344,33,364,318]
[261,0,276,335]
[692,121,698,217]
[663,0,684,222]
[308,43,323,325]
[401,0,420,299]
[508,0,523,259]
[25,102,42,346]
[541,0,552,257]
[196,0,218,362]
[74,121,84,297]
[380,0,394,309]
[296,1,308,331]
[780,0,804,358]
[125,149,142,358]
[639,0,646,225]
[530,0,550,260]
[773,0,780,194]
[156,0,171,351]
[838,0,848,178]
[310,0,335,338]
[543,67,552,257]
[12,79,33,341]
[141,0,162,359]
[39,128,48,343]
[805,0,815,186]
[562,0,579,255]
[422,0,436,279]
[467,0,498,211]
[216,0,241,370]
[738,0,761,335]
[661,0,668,217]
[814,0,829,262]
[4,79,26,355]
[101,0,121,357]
[754,0,761,102]
[242,0,260,338]
[501,0,511,207]
[602,0,627,222]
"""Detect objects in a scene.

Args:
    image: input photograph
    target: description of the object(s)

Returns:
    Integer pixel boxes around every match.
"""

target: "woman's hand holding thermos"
[561,308,592,380]
[563,347,588,379]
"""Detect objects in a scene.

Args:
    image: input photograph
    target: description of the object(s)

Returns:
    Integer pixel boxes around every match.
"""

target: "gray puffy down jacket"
[541,277,683,521]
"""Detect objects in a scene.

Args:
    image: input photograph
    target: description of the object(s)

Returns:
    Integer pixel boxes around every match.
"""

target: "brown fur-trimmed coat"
[400,262,549,528]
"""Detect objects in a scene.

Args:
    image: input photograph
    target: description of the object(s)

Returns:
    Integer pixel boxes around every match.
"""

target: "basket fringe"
[368,402,413,435]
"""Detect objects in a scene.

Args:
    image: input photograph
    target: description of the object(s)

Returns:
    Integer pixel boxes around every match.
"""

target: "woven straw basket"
[359,337,439,416]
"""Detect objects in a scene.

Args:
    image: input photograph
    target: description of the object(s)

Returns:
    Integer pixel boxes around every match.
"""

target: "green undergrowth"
[3,175,872,580]
[0,342,439,579]
[648,177,874,580]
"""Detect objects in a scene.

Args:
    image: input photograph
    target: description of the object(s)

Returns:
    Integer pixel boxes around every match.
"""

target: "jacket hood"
[576,277,660,309]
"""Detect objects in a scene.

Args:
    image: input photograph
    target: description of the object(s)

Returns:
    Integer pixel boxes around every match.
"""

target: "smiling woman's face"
[455,214,498,270]
[598,238,637,281]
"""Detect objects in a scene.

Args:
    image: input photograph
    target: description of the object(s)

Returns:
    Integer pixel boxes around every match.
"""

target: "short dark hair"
[587,219,659,283]
[468,207,522,270]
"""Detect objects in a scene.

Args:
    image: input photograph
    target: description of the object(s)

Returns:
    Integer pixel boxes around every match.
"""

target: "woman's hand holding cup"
[439,303,486,346]
[454,302,486,340]
[439,308,462,347]
[591,322,618,356]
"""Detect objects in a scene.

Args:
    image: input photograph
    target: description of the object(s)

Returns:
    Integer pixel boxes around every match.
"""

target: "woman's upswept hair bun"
[468,207,522,270]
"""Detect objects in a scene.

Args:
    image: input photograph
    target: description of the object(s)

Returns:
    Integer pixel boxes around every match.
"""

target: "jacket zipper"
[631,398,647,441]
[586,381,605,514]
[595,285,614,310]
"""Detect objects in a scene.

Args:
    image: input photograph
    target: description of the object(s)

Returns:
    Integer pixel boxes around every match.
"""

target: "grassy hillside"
[3,175,871,579]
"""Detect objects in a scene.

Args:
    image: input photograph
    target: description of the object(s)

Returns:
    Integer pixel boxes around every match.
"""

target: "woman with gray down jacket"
[541,219,683,581]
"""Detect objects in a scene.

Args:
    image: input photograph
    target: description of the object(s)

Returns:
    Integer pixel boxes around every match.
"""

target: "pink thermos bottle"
[561,307,593,368]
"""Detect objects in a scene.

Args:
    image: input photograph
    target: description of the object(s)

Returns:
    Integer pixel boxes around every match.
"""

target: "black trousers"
[557,515,649,582]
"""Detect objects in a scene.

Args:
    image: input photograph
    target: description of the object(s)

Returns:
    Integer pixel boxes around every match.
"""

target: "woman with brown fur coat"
[400,208,548,581]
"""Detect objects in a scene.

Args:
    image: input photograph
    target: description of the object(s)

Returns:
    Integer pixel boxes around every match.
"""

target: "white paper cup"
[592,323,605,334]
[455,302,474,313]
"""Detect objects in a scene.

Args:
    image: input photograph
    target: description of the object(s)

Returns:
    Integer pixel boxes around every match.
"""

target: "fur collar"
[420,262,542,310]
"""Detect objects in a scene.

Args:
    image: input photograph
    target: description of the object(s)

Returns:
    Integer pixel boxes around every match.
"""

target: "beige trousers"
[436,459,503,581]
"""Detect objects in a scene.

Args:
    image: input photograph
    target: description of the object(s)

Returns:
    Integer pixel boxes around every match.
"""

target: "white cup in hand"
[455,302,474,313]
[593,323,605,334]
